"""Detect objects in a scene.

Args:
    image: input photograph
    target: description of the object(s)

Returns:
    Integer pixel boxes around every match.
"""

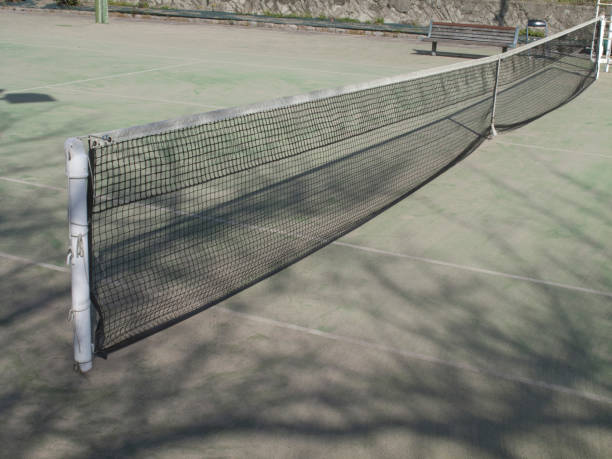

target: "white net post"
[65,138,93,373]
[595,2,612,70]
[606,17,612,72]
[598,15,606,79]
[489,56,502,138]
[606,13,612,72]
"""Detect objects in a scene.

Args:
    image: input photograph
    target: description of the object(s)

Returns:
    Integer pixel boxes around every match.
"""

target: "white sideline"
[494,141,612,159]
[0,176,64,191]
[0,252,69,273]
[9,62,204,93]
[1,250,610,405]
[218,307,612,405]
[54,87,224,110]
[333,241,612,299]
[7,55,385,95]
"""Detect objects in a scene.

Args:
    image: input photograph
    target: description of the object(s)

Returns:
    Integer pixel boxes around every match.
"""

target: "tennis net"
[67,18,601,357]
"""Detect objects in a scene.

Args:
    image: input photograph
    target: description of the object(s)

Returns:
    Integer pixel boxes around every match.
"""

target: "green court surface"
[1,9,612,458]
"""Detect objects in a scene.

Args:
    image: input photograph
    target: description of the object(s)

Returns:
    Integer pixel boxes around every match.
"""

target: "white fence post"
[65,138,93,373]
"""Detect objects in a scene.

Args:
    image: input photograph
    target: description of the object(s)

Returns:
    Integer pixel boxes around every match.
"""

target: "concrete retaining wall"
[128,0,596,32]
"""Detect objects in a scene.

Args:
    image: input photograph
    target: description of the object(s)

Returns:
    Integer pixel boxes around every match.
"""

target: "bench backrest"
[428,22,519,48]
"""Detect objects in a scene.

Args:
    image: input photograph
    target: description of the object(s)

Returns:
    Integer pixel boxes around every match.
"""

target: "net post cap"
[65,138,89,179]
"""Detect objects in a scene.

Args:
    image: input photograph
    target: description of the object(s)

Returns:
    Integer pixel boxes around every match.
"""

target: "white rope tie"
[76,234,85,258]
[67,231,88,260]
[67,298,90,322]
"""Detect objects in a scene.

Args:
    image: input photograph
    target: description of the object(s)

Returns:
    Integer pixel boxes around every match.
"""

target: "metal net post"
[489,56,502,138]
[65,138,93,373]
[606,17,612,72]
[597,15,606,79]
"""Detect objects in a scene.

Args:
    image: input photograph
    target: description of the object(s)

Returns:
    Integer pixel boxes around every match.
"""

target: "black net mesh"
[494,23,598,130]
[86,20,598,354]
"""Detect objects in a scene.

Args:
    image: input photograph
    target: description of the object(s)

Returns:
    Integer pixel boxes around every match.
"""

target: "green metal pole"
[95,0,108,24]
[102,0,108,24]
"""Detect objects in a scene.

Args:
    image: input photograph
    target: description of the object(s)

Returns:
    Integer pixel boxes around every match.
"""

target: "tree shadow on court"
[3,171,612,458]
[5,133,612,458]
[2,57,612,459]
[3,243,611,458]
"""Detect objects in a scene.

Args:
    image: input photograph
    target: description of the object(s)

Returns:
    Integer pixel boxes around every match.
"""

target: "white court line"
[1,41,200,62]
[5,40,415,73]
[115,56,385,78]
[2,250,610,405]
[493,141,612,159]
[141,201,612,299]
[7,56,383,94]
[8,61,203,93]
[0,176,64,191]
[333,241,612,299]
[219,307,612,405]
[54,87,224,110]
[0,252,69,273]
[6,176,612,299]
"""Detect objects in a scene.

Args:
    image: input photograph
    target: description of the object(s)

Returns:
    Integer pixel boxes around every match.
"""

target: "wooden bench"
[423,22,519,56]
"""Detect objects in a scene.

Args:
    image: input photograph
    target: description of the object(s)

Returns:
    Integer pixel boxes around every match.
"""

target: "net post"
[606,17,612,72]
[597,15,606,79]
[65,138,93,373]
[489,55,502,138]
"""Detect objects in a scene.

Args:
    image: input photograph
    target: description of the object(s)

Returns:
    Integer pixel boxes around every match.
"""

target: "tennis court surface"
[1,9,612,458]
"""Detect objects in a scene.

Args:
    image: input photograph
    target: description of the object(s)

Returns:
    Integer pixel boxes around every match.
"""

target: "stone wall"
[132,0,597,32]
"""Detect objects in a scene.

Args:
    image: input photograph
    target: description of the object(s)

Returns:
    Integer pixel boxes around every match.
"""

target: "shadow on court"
[1,9,611,459]
[412,49,489,59]
[1,236,611,458]
[1,93,56,104]
[1,100,611,456]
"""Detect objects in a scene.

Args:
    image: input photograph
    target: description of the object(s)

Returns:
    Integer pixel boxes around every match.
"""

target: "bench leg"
[432,41,437,56]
